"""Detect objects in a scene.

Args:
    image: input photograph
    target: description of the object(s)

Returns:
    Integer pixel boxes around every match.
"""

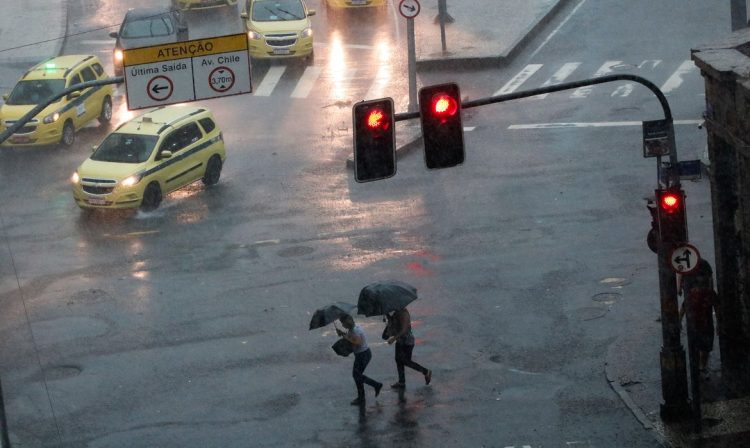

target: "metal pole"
[731,0,747,31]
[685,298,703,431]
[407,18,418,112]
[438,0,448,53]
[0,376,10,448]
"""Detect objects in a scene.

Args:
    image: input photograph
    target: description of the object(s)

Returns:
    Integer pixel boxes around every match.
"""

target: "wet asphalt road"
[0,0,727,446]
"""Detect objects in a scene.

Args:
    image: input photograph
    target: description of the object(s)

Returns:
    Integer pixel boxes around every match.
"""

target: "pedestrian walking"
[679,259,719,377]
[384,308,432,389]
[337,314,383,405]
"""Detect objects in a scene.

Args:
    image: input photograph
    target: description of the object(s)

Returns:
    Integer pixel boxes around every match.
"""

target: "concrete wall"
[692,28,750,395]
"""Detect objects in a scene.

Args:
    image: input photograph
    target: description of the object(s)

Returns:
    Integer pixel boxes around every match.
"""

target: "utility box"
[693,28,750,395]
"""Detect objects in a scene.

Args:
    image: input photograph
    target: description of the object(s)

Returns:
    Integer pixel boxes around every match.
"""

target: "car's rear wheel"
[98,96,112,125]
[60,120,75,147]
[141,182,162,211]
[202,155,222,186]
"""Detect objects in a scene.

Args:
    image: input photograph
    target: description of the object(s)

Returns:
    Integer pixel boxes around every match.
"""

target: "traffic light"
[353,98,396,183]
[419,83,465,169]
[656,188,688,244]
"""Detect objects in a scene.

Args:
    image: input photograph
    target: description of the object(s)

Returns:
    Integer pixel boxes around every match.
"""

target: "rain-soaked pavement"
[1,0,749,447]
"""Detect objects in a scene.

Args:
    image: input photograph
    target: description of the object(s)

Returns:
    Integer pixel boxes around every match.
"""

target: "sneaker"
[425,369,432,385]
[350,397,364,406]
[374,383,383,397]
[390,382,405,389]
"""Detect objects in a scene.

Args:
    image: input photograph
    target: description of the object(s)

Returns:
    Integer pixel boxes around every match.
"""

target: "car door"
[66,72,88,128]
[79,65,102,123]
[157,122,203,192]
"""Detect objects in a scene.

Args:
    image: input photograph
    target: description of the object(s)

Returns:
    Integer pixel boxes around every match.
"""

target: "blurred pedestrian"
[679,259,719,377]
[337,314,383,405]
[384,308,432,388]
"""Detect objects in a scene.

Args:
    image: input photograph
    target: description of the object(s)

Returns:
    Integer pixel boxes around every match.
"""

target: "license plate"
[11,136,30,144]
[273,48,290,55]
[88,198,106,205]
[351,0,366,4]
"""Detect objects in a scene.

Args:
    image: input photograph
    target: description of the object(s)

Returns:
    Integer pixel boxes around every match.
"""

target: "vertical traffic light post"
[353,73,694,419]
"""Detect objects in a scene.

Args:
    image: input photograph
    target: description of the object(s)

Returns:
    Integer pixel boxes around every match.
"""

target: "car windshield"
[5,79,66,105]
[91,133,158,163]
[251,0,305,21]
[121,16,173,38]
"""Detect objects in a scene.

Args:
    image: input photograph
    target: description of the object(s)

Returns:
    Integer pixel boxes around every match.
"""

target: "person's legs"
[392,343,407,386]
[352,350,381,403]
[399,344,428,375]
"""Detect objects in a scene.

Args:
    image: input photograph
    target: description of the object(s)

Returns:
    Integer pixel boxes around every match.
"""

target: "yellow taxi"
[326,0,386,8]
[0,55,115,147]
[71,106,226,211]
[172,0,238,10]
[241,0,315,62]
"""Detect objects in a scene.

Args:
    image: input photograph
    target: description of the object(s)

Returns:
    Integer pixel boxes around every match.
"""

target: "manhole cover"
[572,307,608,321]
[599,277,630,287]
[592,292,622,305]
[277,246,315,257]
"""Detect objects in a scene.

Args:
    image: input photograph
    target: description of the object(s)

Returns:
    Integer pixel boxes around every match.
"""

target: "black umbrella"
[356,281,417,317]
[309,302,357,330]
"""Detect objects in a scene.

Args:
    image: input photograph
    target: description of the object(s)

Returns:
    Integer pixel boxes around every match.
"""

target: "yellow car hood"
[0,103,58,123]
[77,158,148,182]
[248,18,309,34]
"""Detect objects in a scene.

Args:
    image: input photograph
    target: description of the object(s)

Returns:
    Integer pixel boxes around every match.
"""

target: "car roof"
[124,7,176,21]
[23,55,98,80]
[116,106,210,136]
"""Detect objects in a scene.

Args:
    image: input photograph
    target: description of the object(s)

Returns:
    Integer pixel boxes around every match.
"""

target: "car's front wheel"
[141,182,162,211]
[98,96,112,125]
[60,120,75,147]
[202,155,222,186]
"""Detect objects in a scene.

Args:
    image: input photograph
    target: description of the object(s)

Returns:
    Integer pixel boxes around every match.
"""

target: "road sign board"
[123,34,251,110]
[399,0,420,19]
[670,244,701,274]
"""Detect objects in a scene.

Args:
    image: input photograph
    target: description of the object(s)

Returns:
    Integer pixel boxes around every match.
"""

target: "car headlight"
[300,27,312,38]
[247,30,262,40]
[71,171,80,184]
[114,49,124,62]
[43,112,60,124]
[120,173,143,188]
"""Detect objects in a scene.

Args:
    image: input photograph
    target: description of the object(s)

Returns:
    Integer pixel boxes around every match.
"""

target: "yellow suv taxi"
[326,0,386,9]
[71,106,226,211]
[0,55,115,147]
[241,0,315,62]
[173,0,238,9]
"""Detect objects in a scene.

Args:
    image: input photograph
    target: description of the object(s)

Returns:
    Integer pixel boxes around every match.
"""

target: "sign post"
[399,0,420,112]
[123,33,252,110]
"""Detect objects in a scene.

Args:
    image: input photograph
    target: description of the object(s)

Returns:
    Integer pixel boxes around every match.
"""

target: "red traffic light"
[660,192,681,213]
[431,93,459,120]
[366,109,387,129]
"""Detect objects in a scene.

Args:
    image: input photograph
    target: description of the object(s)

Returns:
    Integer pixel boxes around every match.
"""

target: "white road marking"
[610,83,634,97]
[638,59,662,69]
[529,0,588,59]
[508,119,703,130]
[364,65,391,101]
[494,64,543,95]
[313,42,376,51]
[570,60,623,98]
[291,66,322,98]
[661,60,697,93]
[535,62,580,99]
[253,66,286,97]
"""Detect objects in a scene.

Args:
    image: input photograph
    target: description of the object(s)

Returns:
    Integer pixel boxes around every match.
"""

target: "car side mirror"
[109,31,118,38]
[178,25,188,33]
[67,91,81,100]
[308,9,316,16]
[2,94,7,101]
[240,12,248,19]
[91,145,98,152]
[159,150,173,160]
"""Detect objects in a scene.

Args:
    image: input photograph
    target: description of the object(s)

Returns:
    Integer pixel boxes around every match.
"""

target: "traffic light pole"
[393,73,691,419]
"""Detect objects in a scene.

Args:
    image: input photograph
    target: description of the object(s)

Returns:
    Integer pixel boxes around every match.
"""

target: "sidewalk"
[0,0,67,90]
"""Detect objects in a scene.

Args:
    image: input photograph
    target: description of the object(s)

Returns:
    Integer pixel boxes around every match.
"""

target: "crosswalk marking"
[535,62,580,99]
[570,60,622,98]
[494,64,543,95]
[364,65,391,101]
[661,60,697,93]
[254,66,286,97]
[291,66,322,98]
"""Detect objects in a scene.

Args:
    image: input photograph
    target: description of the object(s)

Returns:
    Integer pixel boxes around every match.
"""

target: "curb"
[415,0,572,70]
